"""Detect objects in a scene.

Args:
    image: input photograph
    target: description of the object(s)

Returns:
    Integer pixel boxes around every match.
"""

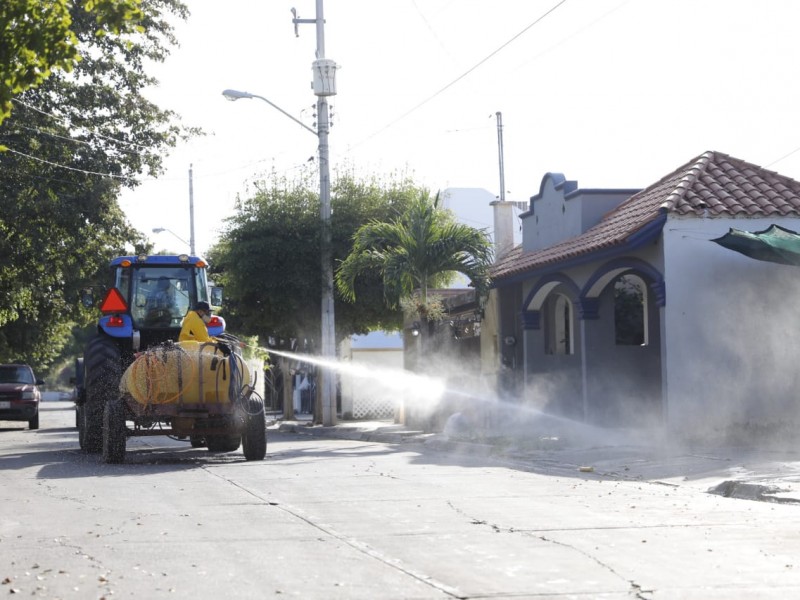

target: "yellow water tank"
[121,340,251,406]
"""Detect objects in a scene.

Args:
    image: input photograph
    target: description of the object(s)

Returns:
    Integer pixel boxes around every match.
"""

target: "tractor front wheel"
[102,398,127,464]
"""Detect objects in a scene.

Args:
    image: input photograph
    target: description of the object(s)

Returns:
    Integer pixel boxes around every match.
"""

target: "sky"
[119,0,800,256]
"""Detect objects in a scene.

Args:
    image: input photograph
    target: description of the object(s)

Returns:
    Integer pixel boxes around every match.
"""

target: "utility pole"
[293,0,338,426]
[496,112,506,203]
[188,163,196,255]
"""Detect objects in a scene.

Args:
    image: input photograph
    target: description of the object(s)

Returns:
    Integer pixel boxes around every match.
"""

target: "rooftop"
[492,151,800,283]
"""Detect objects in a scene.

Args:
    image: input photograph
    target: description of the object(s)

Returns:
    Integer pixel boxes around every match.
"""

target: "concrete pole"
[188,163,196,255]
[496,112,505,203]
[315,0,337,426]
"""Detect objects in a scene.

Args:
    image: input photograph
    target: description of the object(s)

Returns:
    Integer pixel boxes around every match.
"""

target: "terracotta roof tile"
[492,151,800,282]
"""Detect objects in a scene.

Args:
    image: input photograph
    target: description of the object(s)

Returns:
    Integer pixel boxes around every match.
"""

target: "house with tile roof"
[491,151,800,438]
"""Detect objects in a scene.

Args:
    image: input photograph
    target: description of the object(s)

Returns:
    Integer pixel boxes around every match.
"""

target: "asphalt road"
[2,402,800,599]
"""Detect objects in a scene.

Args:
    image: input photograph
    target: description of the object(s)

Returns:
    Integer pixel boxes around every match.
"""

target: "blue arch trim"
[522,273,581,312]
[581,257,666,307]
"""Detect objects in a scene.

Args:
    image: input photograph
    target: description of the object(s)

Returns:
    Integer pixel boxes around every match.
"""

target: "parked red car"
[0,364,43,430]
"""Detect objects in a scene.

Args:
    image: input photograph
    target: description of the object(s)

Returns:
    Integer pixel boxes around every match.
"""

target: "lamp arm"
[252,94,318,137]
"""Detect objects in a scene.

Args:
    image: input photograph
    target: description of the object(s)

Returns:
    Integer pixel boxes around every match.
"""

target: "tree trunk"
[281,356,294,420]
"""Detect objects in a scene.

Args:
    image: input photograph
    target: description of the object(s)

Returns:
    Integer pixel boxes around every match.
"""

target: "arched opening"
[614,274,647,346]
[545,293,573,355]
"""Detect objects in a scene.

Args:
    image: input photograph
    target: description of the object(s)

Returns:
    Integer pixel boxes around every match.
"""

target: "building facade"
[492,151,800,439]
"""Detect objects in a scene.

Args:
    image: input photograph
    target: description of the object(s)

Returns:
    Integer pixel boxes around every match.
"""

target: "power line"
[350,0,568,150]
[9,123,121,152]
[410,0,456,64]
[766,145,800,169]
[3,147,132,181]
[11,98,153,152]
[511,0,630,73]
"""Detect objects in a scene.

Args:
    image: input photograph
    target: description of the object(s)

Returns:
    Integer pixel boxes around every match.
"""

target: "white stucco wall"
[522,175,637,253]
[661,215,800,438]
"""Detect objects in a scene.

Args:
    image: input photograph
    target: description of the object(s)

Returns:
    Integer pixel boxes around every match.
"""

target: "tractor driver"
[144,277,177,327]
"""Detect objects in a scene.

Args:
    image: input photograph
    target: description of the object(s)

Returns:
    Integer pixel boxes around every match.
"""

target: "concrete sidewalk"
[269,413,800,505]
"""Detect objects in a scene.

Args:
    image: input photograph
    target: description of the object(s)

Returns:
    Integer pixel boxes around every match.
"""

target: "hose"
[126,343,196,405]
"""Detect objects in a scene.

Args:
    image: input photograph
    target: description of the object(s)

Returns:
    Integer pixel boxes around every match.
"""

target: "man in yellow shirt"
[180,301,232,355]
[179,301,214,343]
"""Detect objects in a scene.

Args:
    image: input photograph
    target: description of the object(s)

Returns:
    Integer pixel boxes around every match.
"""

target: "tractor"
[76,254,267,464]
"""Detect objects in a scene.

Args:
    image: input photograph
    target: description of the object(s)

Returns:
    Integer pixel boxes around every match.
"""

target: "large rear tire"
[242,399,267,461]
[73,357,84,430]
[83,335,122,454]
[102,397,126,464]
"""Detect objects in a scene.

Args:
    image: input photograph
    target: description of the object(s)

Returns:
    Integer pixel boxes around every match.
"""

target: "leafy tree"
[207,170,424,346]
[0,0,190,375]
[0,0,144,127]
[336,191,493,325]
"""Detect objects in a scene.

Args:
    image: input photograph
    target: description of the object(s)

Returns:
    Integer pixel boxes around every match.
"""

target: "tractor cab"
[87,254,224,351]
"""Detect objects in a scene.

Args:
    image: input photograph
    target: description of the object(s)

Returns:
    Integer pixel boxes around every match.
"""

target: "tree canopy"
[0,0,144,127]
[0,0,191,374]
[336,191,493,321]
[207,170,427,347]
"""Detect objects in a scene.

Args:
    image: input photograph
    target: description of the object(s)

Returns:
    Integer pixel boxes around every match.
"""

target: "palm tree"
[336,191,493,325]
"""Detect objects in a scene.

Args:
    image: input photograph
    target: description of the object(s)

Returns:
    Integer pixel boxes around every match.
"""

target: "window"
[614,275,646,345]
[0,366,33,384]
[128,267,195,328]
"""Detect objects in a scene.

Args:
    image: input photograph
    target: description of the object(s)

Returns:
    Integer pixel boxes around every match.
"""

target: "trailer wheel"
[206,434,240,453]
[242,399,267,461]
[83,335,122,454]
[103,397,126,464]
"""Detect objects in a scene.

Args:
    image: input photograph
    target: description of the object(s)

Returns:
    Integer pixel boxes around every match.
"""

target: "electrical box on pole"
[312,58,337,96]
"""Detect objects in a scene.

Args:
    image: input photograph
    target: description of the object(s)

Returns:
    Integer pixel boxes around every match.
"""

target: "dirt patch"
[708,480,800,504]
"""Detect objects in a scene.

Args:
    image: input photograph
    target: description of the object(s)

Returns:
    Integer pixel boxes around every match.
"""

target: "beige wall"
[340,342,404,419]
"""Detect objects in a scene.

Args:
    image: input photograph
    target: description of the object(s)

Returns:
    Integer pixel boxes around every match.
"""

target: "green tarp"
[712,224,800,266]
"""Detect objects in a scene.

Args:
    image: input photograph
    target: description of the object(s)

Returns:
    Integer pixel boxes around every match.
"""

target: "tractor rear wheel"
[102,397,126,464]
[83,335,122,454]
[242,399,267,461]
[73,357,84,430]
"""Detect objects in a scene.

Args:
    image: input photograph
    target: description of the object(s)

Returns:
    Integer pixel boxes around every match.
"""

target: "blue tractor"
[76,254,267,463]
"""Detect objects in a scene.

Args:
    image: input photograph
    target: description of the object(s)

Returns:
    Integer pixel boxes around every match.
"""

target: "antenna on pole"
[291,7,316,39]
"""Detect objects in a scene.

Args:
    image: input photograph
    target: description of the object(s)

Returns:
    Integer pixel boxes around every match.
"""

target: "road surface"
[2,402,800,599]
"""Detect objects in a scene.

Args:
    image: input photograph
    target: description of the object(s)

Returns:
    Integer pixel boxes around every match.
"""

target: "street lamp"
[222,90,317,137]
[222,1,338,426]
[152,227,191,251]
